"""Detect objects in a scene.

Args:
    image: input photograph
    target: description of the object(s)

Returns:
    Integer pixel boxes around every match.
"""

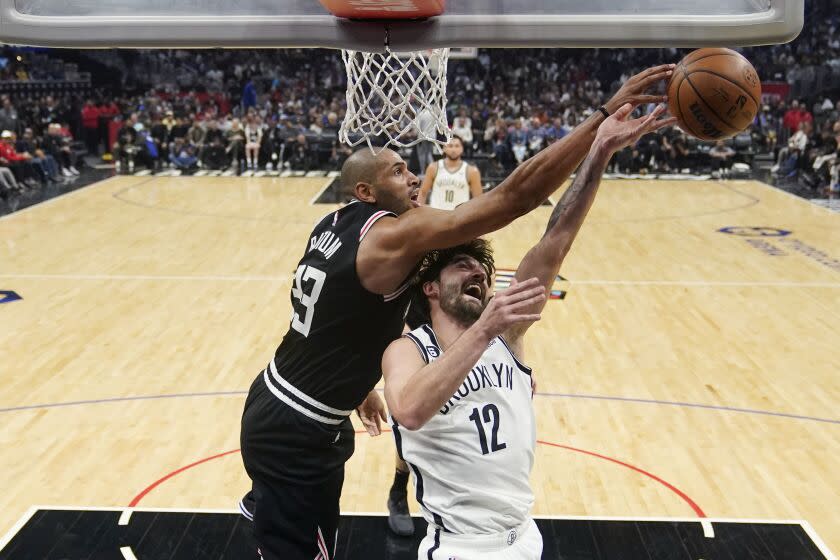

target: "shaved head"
[339,147,420,215]
[341,148,388,196]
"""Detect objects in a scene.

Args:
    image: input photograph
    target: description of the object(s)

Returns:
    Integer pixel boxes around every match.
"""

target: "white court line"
[755,180,840,216]
[118,509,133,526]
[701,519,715,538]
[0,506,38,551]
[801,520,839,560]
[564,280,840,288]
[309,178,338,205]
[1,273,838,288]
[120,546,139,560]
[0,175,122,223]
[0,273,289,282]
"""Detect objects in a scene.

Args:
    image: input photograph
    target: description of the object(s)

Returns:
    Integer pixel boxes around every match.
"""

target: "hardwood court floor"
[1,175,838,554]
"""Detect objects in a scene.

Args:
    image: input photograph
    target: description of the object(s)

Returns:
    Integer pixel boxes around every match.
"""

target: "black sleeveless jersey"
[271,200,412,411]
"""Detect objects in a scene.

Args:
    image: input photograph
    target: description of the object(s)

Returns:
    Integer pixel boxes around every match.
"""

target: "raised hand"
[594,103,678,155]
[475,278,546,339]
[604,64,675,114]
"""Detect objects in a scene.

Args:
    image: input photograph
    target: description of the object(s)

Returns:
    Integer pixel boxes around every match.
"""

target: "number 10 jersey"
[393,324,537,535]
[271,200,412,412]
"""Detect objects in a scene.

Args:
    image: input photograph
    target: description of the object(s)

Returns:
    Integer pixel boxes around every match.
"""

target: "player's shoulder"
[382,336,426,370]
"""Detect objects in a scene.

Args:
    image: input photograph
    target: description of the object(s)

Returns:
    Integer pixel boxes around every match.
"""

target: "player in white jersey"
[418,135,483,210]
[387,133,484,536]
[381,102,675,559]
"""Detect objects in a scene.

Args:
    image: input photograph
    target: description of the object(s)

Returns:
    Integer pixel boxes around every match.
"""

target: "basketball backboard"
[1,0,803,50]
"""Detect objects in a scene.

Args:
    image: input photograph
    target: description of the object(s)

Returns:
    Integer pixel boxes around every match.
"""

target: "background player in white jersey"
[381,102,676,559]
[418,135,483,210]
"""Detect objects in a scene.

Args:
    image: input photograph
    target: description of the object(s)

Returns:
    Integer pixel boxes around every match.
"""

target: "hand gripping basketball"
[476,278,546,339]
[604,64,675,115]
[595,103,678,155]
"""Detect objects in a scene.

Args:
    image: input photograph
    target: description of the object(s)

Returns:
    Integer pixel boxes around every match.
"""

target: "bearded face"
[433,256,491,326]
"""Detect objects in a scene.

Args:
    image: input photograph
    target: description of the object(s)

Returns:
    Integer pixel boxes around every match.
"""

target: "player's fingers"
[633,94,668,105]
[364,417,380,436]
[499,277,541,297]
[641,69,674,88]
[509,313,542,324]
[378,407,388,423]
[650,116,679,132]
[613,103,634,121]
[505,292,547,311]
[639,64,676,78]
[501,286,546,306]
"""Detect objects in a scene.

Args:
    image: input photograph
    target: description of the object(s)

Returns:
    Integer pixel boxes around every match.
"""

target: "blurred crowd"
[1,0,839,200]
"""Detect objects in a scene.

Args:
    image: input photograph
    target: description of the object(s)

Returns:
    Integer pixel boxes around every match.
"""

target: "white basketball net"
[340,48,451,153]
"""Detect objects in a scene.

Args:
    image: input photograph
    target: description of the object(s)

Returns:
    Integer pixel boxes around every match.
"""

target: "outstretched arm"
[360,66,675,294]
[502,104,678,355]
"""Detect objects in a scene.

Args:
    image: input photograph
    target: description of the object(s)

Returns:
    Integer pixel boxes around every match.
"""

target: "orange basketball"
[667,48,762,141]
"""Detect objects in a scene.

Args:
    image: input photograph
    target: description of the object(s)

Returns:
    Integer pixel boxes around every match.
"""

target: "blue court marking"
[0,390,836,425]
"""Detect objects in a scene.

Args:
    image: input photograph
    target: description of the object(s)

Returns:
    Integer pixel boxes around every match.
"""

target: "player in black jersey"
[239,64,675,560]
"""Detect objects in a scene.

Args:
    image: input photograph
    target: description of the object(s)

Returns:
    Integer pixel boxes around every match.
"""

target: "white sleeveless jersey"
[428,160,471,210]
[393,324,536,535]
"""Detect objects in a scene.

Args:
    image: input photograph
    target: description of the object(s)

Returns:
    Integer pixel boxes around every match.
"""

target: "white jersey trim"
[359,210,396,241]
[270,359,353,415]
[262,369,345,425]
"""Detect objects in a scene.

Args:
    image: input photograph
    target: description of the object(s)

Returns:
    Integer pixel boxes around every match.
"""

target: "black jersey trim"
[420,324,442,353]
[404,332,430,364]
[427,528,440,560]
[496,335,533,375]
[392,419,450,534]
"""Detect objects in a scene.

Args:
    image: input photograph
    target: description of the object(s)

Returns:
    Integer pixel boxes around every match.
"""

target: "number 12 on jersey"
[291,264,326,337]
[469,404,506,455]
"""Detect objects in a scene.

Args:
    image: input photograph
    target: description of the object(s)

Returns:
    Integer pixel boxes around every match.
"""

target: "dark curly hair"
[408,238,495,323]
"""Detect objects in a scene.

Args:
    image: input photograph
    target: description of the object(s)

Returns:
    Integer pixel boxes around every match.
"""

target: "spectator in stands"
[201,119,226,170]
[243,78,258,111]
[0,130,39,188]
[162,110,176,131]
[0,97,20,136]
[81,99,100,156]
[662,129,690,172]
[169,137,199,171]
[782,100,814,135]
[113,114,140,173]
[149,113,169,163]
[244,113,263,170]
[0,161,22,200]
[774,121,811,177]
[14,129,61,184]
[168,116,190,144]
[451,107,473,153]
[226,118,246,172]
[288,133,311,171]
[328,142,353,171]
[709,141,737,178]
[186,119,206,151]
